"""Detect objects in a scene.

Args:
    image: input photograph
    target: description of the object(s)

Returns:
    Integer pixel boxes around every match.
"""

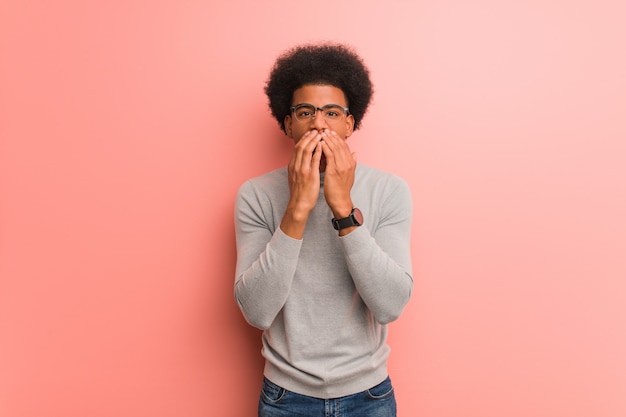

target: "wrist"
[281,205,311,240]
[284,203,312,223]
[329,201,354,219]
[332,207,363,232]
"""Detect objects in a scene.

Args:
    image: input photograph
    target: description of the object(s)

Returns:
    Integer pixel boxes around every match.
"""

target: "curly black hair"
[265,43,373,132]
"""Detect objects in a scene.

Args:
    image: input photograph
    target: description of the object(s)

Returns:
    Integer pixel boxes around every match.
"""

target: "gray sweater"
[234,164,413,398]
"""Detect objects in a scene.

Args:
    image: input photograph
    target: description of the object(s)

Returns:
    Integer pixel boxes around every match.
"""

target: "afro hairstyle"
[265,43,373,132]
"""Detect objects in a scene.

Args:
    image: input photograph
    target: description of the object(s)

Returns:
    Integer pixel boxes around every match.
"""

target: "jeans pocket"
[366,376,395,400]
[261,378,287,403]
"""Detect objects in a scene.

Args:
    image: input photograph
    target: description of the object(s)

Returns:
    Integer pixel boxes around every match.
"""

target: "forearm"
[340,226,413,324]
[235,228,301,330]
[279,203,311,240]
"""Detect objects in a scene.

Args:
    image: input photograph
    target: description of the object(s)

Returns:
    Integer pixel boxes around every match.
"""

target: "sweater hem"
[263,364,389,399]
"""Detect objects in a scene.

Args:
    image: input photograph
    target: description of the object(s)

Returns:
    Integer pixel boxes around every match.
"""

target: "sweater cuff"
[272,226,303,257]
[338,225,371,251]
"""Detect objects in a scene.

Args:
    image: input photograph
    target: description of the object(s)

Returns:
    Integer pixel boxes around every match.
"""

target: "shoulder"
[353,164,412,217]
[237,167,288,197]
[355,164,410,192]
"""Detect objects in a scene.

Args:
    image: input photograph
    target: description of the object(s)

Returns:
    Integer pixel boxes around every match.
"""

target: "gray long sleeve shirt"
[234,164,413,398]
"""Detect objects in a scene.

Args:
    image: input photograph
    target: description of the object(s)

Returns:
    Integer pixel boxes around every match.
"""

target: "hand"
[280,129,323,239]
[320,129,356,218]
[288,129,323,211]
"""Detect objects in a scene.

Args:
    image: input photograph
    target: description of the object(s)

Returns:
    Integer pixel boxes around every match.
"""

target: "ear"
[284,114,293,138]
[345,114,355,138]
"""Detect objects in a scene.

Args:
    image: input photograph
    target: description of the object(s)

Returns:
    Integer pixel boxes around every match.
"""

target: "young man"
[234,43,413,417]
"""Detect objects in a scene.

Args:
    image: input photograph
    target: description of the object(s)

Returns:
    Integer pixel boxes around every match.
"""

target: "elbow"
[235,294,273,330]
[375,308,403,325]
[235,279,283,330]
[373,286,412,324]
[243,311,273,331]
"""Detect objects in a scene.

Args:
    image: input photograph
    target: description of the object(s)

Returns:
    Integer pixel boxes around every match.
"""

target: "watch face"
[353,208,363,225]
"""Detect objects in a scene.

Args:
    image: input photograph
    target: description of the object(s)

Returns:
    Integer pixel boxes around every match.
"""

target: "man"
[234,43,413,417]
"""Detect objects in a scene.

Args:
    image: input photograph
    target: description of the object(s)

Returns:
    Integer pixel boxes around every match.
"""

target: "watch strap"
[331,208,362,230]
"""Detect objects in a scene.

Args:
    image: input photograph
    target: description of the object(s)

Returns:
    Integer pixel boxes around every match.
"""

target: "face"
[284,84,355,144]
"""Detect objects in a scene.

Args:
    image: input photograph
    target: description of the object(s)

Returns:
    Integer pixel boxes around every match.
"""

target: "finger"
[302,130,322,170]
[321,130,351,168]
[293,130,320,171]
[311,140,323,169]
[324,130,350,154]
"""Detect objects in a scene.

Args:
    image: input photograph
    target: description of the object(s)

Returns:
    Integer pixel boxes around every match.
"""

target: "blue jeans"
[258,376,397,417]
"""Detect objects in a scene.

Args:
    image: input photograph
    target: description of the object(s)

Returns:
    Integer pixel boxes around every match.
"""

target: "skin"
[281,84,358,239]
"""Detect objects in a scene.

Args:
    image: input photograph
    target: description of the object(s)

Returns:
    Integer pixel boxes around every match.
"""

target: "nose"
[311,110,329,130]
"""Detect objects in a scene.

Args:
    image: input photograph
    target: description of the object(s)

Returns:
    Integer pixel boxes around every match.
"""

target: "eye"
[323,105,344,119]
[294,105,315,119]
[297,110,312,118]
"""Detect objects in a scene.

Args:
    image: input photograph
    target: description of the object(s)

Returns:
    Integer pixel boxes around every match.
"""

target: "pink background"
[1,1,625,416]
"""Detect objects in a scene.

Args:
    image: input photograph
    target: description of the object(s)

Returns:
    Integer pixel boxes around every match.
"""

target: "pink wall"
[1,1,625,416]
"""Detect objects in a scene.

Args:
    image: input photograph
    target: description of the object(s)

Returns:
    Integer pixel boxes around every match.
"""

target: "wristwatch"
[331,208,363,230]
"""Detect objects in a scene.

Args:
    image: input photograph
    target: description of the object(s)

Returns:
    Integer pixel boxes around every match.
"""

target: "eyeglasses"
[290,103,350,122]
